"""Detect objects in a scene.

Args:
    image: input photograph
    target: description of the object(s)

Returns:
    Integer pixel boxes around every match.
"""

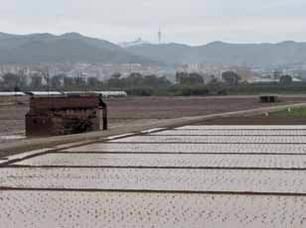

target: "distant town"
[1,33,306,95]
[0,62,304,85]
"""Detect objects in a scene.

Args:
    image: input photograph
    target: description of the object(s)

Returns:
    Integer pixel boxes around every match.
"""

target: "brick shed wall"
[26,96,102,137]
[29,96,100,113]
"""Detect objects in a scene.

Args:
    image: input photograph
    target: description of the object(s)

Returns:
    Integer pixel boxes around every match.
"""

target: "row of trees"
[0,71,299,96]
[176,71,241,86]
[0,73,96,91]
[174,72,227,96]
[0,72,172,95]
[0,71,243,90]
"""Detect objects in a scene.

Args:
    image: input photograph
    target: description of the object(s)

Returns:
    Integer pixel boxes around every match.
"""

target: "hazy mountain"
[127,41,306,67]
[1,32,306,68]
[118,38,151,48]
[127,43,192,65]
[0,32,159,65]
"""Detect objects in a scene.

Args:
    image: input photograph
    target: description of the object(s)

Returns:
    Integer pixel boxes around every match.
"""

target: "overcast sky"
[0,0,305,45]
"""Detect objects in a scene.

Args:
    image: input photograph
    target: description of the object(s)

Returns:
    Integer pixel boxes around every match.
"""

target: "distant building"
[26,95,107,137]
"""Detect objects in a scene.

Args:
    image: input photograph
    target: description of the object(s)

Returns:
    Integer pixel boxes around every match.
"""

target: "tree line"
[0,71,301,96]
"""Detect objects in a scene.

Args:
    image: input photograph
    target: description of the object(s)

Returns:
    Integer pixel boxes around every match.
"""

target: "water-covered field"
[2,125,306,227]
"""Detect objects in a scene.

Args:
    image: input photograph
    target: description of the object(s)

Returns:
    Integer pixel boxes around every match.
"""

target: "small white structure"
[0,91,128,98]
[25,91,63,96]
[63,91,128,98]
[0,92,26,96]
[94,91,128,98]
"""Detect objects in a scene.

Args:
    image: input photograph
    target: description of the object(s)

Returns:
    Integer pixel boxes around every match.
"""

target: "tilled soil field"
[0,97,29,143]
[107,96,306,120]
[1,95,306,144]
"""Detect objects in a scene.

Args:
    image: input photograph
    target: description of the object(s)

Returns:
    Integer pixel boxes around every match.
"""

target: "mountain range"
[127,41,306,68]
[1,32,306,68]
[0,32,158,65]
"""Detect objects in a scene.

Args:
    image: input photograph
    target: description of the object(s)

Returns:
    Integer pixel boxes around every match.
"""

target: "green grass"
[270,107,306,118]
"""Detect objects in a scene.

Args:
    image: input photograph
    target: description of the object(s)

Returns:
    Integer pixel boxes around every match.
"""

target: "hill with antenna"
[118,38,151,48]
[1,32,306,68]
[0,32,159,65]
[126,40,306,67]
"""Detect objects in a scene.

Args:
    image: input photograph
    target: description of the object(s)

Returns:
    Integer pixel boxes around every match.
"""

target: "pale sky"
[0,0,305,45]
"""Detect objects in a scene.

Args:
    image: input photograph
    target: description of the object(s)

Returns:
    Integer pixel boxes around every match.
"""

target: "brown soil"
[107,96,306,121]
[1,95,306,143]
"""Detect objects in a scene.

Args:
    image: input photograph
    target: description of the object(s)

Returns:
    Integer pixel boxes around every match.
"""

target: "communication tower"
[158,28,162,44]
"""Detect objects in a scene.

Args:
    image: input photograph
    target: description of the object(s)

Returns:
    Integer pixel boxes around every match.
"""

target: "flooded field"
[112,135,306,143]
[1,125,306,227]
[1,191,305,228]
[14,153,306,169]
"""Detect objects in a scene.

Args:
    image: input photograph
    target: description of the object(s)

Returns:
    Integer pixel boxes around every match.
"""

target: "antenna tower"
[158,27,162,44]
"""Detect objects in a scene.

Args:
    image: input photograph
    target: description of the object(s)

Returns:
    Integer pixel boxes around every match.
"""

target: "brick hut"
[26,94,107,137]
